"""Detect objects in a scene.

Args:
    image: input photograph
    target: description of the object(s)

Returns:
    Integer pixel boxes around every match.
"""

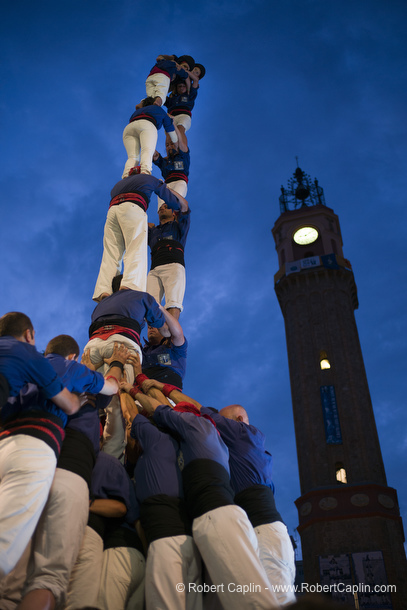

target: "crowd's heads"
[0,312,34,343]
[193,63,206,79]
[44,334,80,359]
[177,55,195,71]
[112,274,123,293]
[219,404,249,425]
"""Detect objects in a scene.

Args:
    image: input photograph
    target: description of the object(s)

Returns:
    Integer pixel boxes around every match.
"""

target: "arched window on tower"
[281,248,286,265]
[331,239,338,254]
[320,350,331,370]
[335,463,347,484]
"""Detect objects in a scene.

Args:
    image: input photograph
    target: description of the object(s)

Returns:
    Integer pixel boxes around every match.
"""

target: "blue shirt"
[153,150,191,181]
[165,87,198,114]
[46,354,105,450]
[91,452,139,523]
[91,289,165,331]
[131,414,183,502]
[148,212,191,251]
[149,60,188,81]
[142,338,188,383]
[110,174,181,212]
[128,105,175,133]
[201,408,275,495]
[153,404,230,472]
[0,337,65,422]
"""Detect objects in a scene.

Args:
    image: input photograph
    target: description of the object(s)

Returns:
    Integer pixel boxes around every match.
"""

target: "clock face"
[293,226,319,245]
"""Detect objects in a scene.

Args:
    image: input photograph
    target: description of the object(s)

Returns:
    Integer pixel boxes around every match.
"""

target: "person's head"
[112,274,123,293]
[44,334,80,360]
[177,55,195,72]
[165,138,178,158]
[0,312,35,344]
[158,203,176,224]
[176,81,187,95]
[192,63,206,79]
[219,404,249,425]
[142,96,156,107]
[147,326,164,345]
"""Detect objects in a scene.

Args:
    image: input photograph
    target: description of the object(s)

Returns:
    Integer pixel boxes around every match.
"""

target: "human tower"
[0,53,297,610]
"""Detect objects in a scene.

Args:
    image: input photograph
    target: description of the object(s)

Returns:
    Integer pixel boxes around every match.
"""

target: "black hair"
[44,334,80,358]
[0,312,33,338]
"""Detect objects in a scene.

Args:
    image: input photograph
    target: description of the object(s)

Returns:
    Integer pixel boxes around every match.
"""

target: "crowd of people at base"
[0,52,298,610]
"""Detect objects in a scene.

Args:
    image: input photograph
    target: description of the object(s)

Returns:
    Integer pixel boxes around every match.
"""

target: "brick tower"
[271,166,407,608]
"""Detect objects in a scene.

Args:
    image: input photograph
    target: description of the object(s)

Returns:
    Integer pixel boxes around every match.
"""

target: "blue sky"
[2,0,407,557]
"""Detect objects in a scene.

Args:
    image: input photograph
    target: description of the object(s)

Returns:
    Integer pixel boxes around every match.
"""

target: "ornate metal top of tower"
[279,164,326,214]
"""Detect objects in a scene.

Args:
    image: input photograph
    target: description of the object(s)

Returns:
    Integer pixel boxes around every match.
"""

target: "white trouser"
[157,179,188,210]
[147,262,186,311]
[93,202,147,300]
[192,505,279,609]
[65,526,104,610]
[122,119,157,176]
[22,468,89,607]
[255,521,296,605]
[172,113,191,132]
[97,546,145,610]
[145,535,202,610]
[83,334,142,460]
[0,541,31,608]
[145,73,170,105]
[0,435,56,577]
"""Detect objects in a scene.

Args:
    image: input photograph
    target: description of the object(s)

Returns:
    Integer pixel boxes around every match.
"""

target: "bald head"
[219,404,249,425]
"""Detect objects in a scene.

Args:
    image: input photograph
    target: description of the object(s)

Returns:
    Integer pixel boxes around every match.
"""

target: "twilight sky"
[2,0,407,557]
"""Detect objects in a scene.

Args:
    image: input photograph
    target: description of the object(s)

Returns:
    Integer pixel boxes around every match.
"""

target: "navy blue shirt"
[165,87,198,115]
[142,338,187,386]
[149,60,188,81]
[148,212,191,251]
[91,289,165,331]
[153,150,191,182]
[128,105,175,133]
[131,414,183,502]
[201,408,275,495]
[0,337,65,423]
[110,174,181,212]
[46,354,105,450]
[153,405,230,472]
[91,452,139,523]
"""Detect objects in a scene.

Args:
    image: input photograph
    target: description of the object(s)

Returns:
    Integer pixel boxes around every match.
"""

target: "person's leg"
[119,203,148,293]
[96,546,145,610]
[145,74,170,106]
[146,268,165,306]
[65,526,104,610]
[173,114,192,133]
[122,122,140,178]
[138,121,158,175]
[21,469,89,608]
[92,207,124,301]
[0,436,56,578]
[255,521,296,605]
[0,541,31,609]
[159,263,186,315]
[192,505,279,609]
[145,536,202,610]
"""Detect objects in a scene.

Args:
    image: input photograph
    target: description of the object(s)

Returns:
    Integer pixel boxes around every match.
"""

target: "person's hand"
[120,381,133,393]
[127,353,142,377]
[78,392,97,408]
[104,343,130,366]
[81,349,102,371]
[141,378,162,393]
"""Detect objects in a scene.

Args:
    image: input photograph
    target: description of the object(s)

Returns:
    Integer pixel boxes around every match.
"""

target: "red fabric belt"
[90,324,140,345]
[109,193,148,212]
[166,173,188,184]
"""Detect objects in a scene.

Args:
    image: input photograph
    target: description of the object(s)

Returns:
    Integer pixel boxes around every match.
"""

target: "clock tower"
[272,166,407,607]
